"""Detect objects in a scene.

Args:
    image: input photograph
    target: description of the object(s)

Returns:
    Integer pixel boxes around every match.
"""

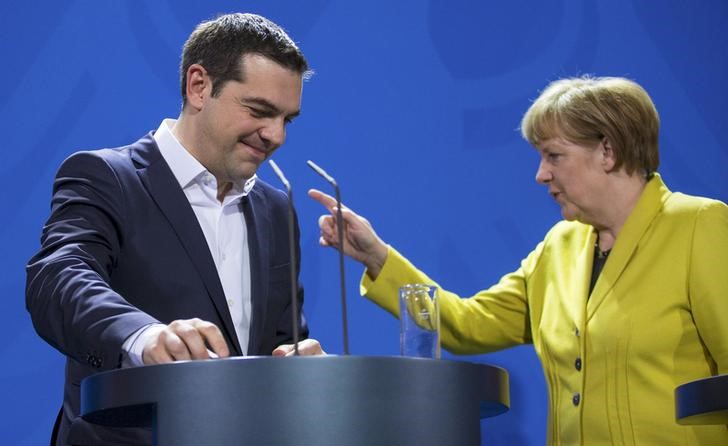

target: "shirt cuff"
[121,323,166,367]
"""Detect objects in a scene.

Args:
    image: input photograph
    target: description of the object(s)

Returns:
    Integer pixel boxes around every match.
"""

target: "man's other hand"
[272,338,326,357]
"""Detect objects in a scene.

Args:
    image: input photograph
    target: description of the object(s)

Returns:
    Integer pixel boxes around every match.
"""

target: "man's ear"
[601,137,616,171]
[185,64,209,111]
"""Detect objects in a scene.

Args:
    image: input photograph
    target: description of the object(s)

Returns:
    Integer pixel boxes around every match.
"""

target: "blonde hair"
[520,76,660,176]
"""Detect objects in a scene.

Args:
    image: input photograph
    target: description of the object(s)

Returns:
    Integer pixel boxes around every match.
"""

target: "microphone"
[306,160,350,355]
[268,159,300,356]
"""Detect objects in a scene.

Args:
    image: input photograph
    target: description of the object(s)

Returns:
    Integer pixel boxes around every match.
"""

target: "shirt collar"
[153,118,257,195]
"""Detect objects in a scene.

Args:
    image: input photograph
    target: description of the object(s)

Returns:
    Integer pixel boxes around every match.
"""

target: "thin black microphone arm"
[268,159,300,356]
[306,160,350,355]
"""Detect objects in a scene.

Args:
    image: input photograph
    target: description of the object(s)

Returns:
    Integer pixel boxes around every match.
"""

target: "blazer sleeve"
[26,151,158,370]
[362,245,534,354]
[688,199,728,373]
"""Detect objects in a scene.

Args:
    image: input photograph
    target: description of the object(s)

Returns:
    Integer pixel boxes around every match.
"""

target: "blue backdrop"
[3,1,727,444]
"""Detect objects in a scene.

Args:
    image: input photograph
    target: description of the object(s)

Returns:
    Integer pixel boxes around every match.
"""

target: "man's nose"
[260,119,286,148]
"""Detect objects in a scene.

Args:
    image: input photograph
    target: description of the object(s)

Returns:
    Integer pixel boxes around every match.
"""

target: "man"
[26,13,322,445]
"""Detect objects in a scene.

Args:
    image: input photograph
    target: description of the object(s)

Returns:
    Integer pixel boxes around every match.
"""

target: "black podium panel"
[675,374,728,425]
[81,356,509,445]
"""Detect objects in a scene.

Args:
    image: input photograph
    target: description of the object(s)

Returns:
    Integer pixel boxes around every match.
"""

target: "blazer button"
[572,393,581,406]
[575,357,582,371]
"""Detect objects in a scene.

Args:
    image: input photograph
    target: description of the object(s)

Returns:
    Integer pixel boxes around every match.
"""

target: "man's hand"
[142,318,230,365]
[308,189,389,279]
[272,338,326,357]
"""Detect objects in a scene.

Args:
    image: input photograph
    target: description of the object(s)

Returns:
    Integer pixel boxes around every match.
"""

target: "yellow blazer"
[362,175,728,445]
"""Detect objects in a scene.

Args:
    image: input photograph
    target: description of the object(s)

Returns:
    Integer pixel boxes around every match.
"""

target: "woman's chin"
[560,207,579,222]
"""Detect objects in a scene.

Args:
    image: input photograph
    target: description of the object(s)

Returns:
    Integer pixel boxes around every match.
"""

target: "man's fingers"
[192,319,230,358]
[272,344,293,356]
[272,339,326,357]
[143,330,190,364]
[142,338,175,365]
[296,338,325,356]
[166,331,197,361]
[142,318,229,365]
[168,320,209,360]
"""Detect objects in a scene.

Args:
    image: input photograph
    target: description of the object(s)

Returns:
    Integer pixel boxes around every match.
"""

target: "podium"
[81,356,509,445]
[675,374,728,425]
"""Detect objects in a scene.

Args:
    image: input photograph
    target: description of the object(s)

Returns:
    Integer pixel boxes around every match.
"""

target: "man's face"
[196,54,303,184]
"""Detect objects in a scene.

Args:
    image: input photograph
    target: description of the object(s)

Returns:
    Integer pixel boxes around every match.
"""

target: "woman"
[309,76,728,445]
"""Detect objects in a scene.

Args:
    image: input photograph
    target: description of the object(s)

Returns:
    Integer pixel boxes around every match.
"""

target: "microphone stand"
[307,160,349,355]
[268,160,300,356]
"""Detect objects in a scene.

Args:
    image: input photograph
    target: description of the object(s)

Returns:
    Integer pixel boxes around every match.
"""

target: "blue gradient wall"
[3,1,726,444]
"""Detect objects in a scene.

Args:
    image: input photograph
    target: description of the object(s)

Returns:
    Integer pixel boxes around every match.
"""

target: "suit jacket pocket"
[269,262,291,282]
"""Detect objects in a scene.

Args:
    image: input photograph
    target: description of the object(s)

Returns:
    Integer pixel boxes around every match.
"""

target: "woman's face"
[534,136,611,225]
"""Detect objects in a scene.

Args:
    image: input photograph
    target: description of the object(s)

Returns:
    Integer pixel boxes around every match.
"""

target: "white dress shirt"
[122,119,255,365]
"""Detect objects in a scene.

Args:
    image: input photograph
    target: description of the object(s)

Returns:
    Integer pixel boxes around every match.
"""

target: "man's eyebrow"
[242,97,300,118]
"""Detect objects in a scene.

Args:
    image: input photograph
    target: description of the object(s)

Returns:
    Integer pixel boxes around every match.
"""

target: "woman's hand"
[308,189,389,279]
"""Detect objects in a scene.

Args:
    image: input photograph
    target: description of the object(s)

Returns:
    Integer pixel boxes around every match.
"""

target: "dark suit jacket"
[26,133,308,445]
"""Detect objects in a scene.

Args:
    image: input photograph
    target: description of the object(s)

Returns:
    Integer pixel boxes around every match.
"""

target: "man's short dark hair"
[180,13,310,106]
